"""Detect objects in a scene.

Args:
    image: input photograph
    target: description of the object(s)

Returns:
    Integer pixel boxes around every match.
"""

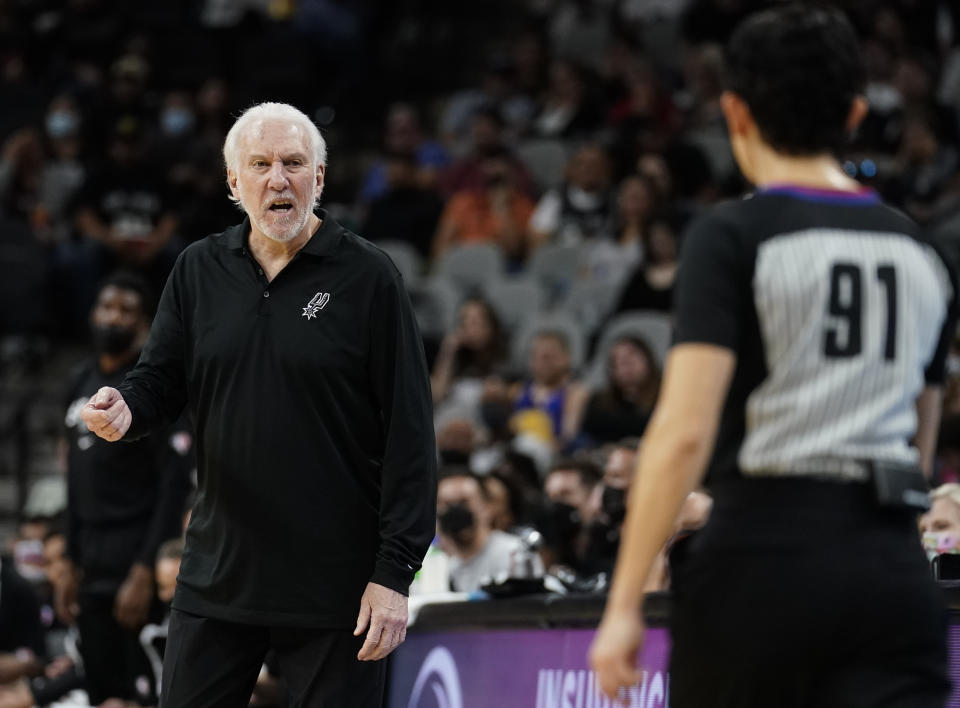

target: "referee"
[590,6,957,707]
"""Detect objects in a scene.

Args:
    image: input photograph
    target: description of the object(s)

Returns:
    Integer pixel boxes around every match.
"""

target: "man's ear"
[846,95,869,134]
[227,168,239,200]
[720,91,753,138]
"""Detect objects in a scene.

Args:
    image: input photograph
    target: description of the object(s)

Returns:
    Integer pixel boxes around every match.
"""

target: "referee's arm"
[916,386,943,479]
[589,343,735,695]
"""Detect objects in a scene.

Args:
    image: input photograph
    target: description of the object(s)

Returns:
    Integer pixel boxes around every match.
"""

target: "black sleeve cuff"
[371,561,416,597]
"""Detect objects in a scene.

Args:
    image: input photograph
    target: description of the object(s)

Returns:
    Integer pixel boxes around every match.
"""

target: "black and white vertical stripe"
[740,229,951,478]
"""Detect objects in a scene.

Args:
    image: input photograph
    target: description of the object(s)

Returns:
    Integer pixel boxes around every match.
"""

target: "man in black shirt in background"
[58,272,193,705]
[80,102,437,706]
[591,5,955,707]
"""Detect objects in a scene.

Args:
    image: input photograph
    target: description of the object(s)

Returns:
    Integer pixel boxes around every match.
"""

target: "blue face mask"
[161,108,194,136]
[46,111,79,138]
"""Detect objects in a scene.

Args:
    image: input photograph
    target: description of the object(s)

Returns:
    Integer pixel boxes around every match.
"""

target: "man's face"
[91,285,143,332]
[529,335,569,385]
[604,448,636,490]
[920,498,960,536]
[545,469,590,514]
[228,119,323,243]
[90,285,146,355]
[437,475,490,552]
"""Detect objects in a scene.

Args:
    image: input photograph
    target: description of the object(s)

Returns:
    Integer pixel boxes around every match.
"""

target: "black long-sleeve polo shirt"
[117,212,437,628]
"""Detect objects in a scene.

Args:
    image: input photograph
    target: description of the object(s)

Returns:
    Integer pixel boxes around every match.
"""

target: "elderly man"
[80,102,437,706]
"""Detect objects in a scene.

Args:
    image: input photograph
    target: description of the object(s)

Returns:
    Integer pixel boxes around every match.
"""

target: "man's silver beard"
[248,200,312,243]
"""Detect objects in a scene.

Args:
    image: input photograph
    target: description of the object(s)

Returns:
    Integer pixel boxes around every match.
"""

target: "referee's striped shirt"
[674,185,957,485]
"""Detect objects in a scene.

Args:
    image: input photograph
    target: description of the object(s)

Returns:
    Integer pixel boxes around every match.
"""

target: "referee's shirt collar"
[220,208,343,257]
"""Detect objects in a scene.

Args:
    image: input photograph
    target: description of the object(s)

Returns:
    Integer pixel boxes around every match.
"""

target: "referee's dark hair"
[725,4,865,156]
[96,270,158,320]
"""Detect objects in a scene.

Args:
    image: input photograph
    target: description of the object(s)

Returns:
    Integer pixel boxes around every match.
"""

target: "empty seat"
[435,243,506,294]
[375,239,424,288]
[482,276,547,334]
[516,139,570,193]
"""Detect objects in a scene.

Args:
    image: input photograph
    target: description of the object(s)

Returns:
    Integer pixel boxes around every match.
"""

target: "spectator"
[56,272,193,706]
[72,119,181,300]
[359,103,450,203]
[442,106,534,198]
[580,440,640,576]
[0,556,45,686]
[920,483,960,556]
[431,297,509,409]
[580,173,654,284]
[439,59,536,151]
[883,112,960,224]
[0,95,87,243]
[529,60,603,141]
[529,143,614,248]
[436,469,542,593]
[432,146,536,266]
[548,0,613,74]
[362,151,444,259]
[539,458,602,573]
[577,335,661,444]
[482,470,528,533]
[612,205,684,314]
[514,330,589,447]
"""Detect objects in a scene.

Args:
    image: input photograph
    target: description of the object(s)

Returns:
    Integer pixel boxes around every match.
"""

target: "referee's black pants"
[669,478,950,708]
[160,609,387,708]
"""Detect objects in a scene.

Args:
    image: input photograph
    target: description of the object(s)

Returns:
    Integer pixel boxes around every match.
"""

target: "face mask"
[923,531,960,561]
[542,501,581,542]
[601,486,627,525]
[161,107,194,136]
[14,539,46,583]
[91,324,137,355]
[438,503,475,541]
[46,111,79,139]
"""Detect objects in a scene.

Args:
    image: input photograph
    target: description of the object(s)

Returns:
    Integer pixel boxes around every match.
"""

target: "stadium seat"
[409,276,461,340]
[516,139,570,193]
[555,279,621,341]
[481,276,547,334]
[435,243,506,294]
[584,310,674,390]
[375,239,424,288]
[528,243,582,304]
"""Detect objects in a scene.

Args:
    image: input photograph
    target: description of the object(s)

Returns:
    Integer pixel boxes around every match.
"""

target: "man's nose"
[267,161,289,189]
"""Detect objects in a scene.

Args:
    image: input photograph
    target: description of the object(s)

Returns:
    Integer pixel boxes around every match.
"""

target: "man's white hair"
[223,102,327,209]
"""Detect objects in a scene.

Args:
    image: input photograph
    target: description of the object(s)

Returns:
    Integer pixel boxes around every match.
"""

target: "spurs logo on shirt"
[302,292,330,320]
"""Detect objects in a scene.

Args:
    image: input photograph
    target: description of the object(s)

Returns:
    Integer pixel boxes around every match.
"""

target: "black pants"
[76,592,157,705]
[160,609,387,708]
[669,478,950,708]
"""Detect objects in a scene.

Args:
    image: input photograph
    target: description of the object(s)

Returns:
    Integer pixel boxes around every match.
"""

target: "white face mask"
[922,531,960,560]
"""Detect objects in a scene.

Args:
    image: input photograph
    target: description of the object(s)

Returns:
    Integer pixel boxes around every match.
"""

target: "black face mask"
[601,486,627,526]
[439,449,470,467]
[91,324,137,355]
[438,504,475,542]
[541,501,581,544]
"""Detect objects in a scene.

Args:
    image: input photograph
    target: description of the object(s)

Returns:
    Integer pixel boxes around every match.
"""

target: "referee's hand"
[354,582,408,661]
[589,611,644,702]
[81,386,132,442]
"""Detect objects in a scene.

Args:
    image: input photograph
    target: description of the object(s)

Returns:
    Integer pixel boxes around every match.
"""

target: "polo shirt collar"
[219,209,343,257]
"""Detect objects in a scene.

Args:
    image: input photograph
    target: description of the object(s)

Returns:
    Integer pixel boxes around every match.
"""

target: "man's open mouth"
[269,201,293,211]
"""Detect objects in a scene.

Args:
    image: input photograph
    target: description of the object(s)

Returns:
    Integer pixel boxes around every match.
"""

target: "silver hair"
[931,483,960,510]
[223,102,327,209]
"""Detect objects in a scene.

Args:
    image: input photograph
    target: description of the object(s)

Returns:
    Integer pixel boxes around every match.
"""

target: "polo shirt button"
[263,291,270,298]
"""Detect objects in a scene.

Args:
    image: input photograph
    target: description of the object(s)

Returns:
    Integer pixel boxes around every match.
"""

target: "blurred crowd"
[3,0,960,705]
